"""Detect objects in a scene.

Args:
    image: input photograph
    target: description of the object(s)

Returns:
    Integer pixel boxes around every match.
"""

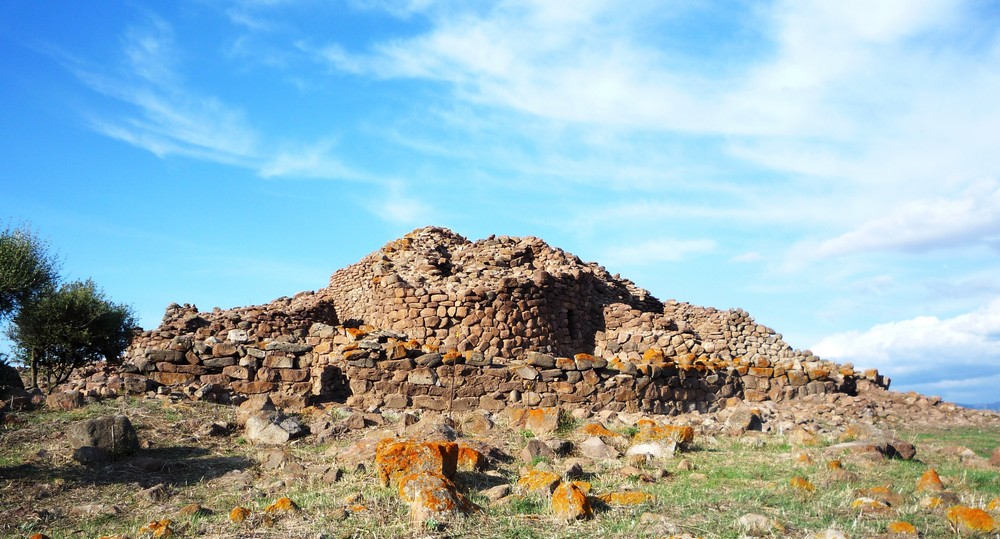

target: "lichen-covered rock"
[457,445,486,471]
[551,482,592,521]
[916,468,945,492]
[790,476,816,494]
[634,419,694,446]
[375,439,458,487]
[398,472,475,524]
[229,506,251,522]
[516,470,561,495]
[886,521,918,535]
[946,505,996,535]
[265,497,300,512]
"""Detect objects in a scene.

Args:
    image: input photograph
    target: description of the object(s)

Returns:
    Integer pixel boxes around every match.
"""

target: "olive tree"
[0,224,59,320]
[7,279,137,390]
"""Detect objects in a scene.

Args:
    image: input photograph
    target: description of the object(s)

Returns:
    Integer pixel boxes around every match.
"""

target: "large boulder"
[67,415,139,461]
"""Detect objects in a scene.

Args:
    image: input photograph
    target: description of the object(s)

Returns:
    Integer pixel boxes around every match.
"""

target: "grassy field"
[2,397,999,538]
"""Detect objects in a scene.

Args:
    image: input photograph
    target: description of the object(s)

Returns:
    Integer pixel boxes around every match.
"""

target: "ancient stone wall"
[119,226,890,413]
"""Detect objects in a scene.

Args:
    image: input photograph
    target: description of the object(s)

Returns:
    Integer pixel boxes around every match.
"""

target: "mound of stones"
[91,226,891,415]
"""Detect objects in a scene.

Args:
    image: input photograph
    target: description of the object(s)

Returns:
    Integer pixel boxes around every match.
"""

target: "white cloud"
[812,178,1000,257]
[731,252,763,263]
[259,140,365,181]
[604,238,716,267]
[370,181,434,225]
[812,296,1000,387]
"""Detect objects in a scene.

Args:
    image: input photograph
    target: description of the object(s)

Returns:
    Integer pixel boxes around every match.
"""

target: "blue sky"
[2,1,999,404]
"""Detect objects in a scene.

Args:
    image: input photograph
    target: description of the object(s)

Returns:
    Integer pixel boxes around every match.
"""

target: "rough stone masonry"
[116,227,888,413]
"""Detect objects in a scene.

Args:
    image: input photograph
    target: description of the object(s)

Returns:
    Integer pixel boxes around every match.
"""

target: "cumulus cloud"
[812,296,1000,393]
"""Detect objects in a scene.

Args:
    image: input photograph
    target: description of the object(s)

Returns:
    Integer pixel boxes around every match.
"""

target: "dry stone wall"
[120,227,889,413]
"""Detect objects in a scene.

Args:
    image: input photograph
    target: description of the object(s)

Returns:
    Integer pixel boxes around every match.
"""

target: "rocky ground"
[2,383,999,539]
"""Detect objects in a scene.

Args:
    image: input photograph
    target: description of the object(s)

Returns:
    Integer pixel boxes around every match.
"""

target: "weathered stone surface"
[375,440,459,487]
[398,472,476,524]
[626,441,676,460]
[551,482,592,521]
[516,470,561,495]
[67,415,139,458]
[521,439,555,462]
[46,390,84,411]
[244,412,306,445]
[579,436,620,459]
[118,227,893,419]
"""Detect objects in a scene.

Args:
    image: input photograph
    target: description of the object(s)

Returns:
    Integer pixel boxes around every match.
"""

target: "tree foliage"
[1,224,136,391]
[0,224,59,320]
[6,279,137,390]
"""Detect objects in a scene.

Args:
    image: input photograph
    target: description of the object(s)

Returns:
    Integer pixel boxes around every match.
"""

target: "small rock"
[138,483,169,502]
[626,441,676,460]
[521,439,555,462]
[578,436,620,459]
[551,482,592,521]
[738,513,774,536]
[483,484,512,502]
[176,503,211,517]
[46,390,84,411]
[915,468,944,492]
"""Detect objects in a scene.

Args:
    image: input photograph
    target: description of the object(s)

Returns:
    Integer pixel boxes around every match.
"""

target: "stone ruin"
[111,226,888,414]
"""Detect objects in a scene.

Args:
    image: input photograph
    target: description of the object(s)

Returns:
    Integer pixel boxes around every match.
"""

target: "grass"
[1,397,998,538]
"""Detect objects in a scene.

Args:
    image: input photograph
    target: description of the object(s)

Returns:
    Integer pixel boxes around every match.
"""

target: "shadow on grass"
[0,445,254,489]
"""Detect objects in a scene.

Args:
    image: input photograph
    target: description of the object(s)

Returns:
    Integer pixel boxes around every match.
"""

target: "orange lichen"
[578,422,621,438]
[265,497,300,513]
[139,519,173,538]
[442,351,462,364]
[375,439,459,487]
[398,472,477,523]
[29,534,51,539]
[827,459,843,470]
[789,476,816,493]
[916,468,945,492]
[570,480,592,493]
[457,446,486,472]
[597,491,654,506]
[641,349,665,363]
[886,521,917,534]
[345,327,367,339]
[551,482,592,521]
[794,450,814,465]
[516,470,562,495]
[229,506,251,522]
[988,497,1000,512]
[851,497,893,515]
[946,505,997,534]
[633,419,694,445]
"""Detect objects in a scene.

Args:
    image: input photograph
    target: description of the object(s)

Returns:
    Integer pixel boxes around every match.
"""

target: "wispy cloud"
[69,14,368,184]
[811,179,1000,257]
[603,238,716,267]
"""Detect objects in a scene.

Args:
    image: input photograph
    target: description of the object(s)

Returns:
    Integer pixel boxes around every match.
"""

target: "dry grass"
[2,397,999,538]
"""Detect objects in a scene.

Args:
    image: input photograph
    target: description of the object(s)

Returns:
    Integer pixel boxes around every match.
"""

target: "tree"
[6,279,137,391]
[0,224,59,320]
